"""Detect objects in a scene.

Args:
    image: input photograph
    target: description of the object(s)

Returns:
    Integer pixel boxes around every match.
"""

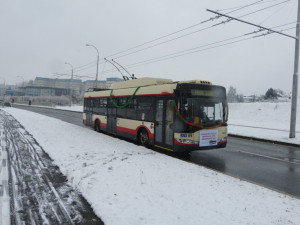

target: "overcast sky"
[0,0,298,95]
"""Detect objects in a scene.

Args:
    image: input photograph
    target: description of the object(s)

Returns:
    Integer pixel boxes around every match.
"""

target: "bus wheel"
[94,120,101,132]
[138,129,149,146]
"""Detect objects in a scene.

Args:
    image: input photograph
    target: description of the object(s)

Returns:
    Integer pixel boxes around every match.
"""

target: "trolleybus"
[83,77,228,153]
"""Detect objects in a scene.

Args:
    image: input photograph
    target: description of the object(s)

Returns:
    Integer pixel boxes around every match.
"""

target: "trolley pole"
[289,0,300,138]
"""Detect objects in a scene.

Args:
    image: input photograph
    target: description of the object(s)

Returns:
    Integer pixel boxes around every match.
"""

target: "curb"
[229,134,300,148]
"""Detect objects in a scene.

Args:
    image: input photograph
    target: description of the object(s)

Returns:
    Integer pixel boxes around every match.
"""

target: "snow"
[2,102,300,225]
[228,102,300,145]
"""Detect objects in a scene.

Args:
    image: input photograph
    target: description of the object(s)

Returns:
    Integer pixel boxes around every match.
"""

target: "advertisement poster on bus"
[199,129,218,147]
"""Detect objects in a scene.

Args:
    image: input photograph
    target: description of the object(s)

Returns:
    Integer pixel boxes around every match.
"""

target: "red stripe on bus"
[117,126,154,139]
[101,123,107,128]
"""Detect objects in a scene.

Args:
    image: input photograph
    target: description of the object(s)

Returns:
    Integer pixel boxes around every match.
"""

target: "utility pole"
[86,44,100,88]
[289,0,300,138]
[65,62,74,107]
[207,5,299,138]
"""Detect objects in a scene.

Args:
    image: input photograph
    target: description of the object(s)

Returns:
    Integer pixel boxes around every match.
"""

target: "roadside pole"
[289,0,300,138]
[207,4,300,138]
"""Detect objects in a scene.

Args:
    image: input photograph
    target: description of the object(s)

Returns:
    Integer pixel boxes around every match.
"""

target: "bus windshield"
[179,97,225,127]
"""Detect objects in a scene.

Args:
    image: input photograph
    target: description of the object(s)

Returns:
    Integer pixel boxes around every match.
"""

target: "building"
[24,86,69,96]
[34,77,82,95]
[30,76,123,97]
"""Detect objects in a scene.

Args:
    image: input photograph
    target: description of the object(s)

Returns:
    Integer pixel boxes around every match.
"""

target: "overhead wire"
[111,0,292,61]
[258,1,291,25]
[60,0,285,76]
[95,21,296,76]
[58,0,295,79]
[217,0,285,12]
[105,0,270,59]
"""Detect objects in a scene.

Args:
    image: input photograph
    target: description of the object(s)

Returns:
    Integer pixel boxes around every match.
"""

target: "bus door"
[155,98,174,148]
[107,101,117,134]
[86,98,93,126]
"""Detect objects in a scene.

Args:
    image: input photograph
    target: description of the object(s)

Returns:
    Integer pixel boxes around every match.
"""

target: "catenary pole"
[65,62,74,107]
[290,0,300,138]
[86,44,100,88]
[207,7,299,138]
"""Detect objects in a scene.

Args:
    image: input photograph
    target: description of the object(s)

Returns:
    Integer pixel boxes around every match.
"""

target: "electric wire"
[96,22,296,76]
[57,0,295,79]
[217,0,286,12]
[258,1,291,25]
[105,0,268,59]
[111,0,292,61]
[77,21,296,78]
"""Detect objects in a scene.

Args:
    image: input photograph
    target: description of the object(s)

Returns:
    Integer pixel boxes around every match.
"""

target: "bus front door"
[155,99,174,149]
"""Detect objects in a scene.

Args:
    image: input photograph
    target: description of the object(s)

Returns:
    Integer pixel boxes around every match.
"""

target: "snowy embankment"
[228,102,300,145]
[3,107,300,225]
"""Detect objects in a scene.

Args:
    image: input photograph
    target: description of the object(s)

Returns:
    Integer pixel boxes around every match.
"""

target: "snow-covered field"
[228,102,300,145]
[2,105,300,225]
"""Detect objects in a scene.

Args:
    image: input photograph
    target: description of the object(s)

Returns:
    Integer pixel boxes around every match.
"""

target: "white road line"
[234,149,300,165]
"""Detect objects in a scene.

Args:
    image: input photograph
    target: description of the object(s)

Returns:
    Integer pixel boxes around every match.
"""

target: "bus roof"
[110,77,173,89]
[84,77,213,98]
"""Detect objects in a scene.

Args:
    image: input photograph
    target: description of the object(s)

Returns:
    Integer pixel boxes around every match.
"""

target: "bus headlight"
[175,138,195,144]
[219,137,227,143]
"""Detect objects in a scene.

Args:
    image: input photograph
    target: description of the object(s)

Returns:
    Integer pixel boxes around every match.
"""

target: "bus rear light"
[151,123,154,129]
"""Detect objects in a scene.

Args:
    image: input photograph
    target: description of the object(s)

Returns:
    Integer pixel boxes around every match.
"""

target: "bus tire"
[94,120,101,132]
[138,129,149,146]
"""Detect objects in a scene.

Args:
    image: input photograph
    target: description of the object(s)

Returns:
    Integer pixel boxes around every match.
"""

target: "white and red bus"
[83,77,228,153]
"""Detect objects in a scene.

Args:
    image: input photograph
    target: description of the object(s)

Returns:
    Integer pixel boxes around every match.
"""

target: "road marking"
[234,149,300,166]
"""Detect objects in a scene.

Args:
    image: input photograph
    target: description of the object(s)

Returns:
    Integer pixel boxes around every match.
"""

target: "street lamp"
[16,75,24,87]
[65,62,74,107]
[86,43,99,88]
[0,77,5,101]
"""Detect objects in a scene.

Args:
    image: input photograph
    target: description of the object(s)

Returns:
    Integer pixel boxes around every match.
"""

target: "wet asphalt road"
[10,104,300,198]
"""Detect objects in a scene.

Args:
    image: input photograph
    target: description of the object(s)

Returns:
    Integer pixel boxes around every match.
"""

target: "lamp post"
[65,62,74,107]
[289,0,300,138]
[86,43,99,88]
[16,75,24,87]
[0,77,5,102]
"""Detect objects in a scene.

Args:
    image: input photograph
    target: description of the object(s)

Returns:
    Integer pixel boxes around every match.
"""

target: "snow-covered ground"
[2,106,300,225]
[228,102,300,145]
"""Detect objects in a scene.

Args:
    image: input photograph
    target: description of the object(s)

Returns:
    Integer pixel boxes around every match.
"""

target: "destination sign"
[191,90,213,96]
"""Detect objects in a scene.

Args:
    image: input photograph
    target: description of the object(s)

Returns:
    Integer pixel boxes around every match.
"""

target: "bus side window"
[99,98,107,115]
[137,97,154,121]
[127,98,137,120]
[93,98,99,113]
[117,97,127,118]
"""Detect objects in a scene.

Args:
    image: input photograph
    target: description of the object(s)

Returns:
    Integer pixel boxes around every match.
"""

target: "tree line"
[227,86,288,103]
